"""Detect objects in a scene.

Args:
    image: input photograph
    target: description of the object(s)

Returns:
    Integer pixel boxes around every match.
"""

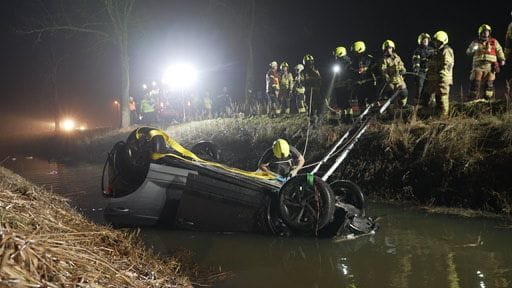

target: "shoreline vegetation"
[4,102,512,217]
[0,167,233,287]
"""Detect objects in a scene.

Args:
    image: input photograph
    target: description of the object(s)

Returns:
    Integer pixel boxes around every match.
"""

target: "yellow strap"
[137,128,278,181]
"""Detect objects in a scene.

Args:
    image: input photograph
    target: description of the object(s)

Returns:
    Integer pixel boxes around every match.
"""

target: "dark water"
[3,156,512,288]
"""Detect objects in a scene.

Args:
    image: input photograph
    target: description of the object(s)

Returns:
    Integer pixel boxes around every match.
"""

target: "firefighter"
[203,91,213,119]
[129,96,137,124]
[504,12,512,91]
[258,139,305,178]
[292,64,307,114]
[279,62,294,114]
[301,54,323,125]
[350,41,376,116]
[216,86,233,117]
[506,10,512,61]
[332,46,353,121]
[140,90,157,124]
[420,31,454,117]
[466,24,506,101]
[412,33,435,103]
[379,40,408,107]
[266,61,280,116]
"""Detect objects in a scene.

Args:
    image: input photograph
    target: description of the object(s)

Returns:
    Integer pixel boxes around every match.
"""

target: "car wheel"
[126,127,154,167]
[191,141,221,162]
[278,174,335,234]
[329,180,366,216]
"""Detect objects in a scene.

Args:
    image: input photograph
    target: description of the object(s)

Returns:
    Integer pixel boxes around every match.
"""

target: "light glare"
[61,118,76,132]
[162,64,198,90]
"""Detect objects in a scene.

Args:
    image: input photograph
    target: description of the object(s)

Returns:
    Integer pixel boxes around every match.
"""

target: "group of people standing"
[266,15,512,123]
[133,85,236,125]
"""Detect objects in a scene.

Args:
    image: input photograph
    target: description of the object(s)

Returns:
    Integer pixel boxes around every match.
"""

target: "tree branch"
[23,25,110,38]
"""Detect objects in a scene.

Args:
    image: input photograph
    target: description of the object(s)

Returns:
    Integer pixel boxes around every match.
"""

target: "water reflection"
[3,156,512,287]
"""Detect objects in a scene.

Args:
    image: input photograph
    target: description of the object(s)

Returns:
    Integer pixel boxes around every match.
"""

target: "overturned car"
[102,126,377,238]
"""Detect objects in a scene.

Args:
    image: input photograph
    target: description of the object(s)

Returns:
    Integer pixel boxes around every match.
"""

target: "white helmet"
[269,61,278,68]
[295,64,304,73]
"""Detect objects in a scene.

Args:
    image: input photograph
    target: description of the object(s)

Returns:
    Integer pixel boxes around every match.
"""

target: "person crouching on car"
[258,139,305,178]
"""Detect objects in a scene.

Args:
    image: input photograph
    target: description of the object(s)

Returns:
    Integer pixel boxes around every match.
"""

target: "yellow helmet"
[382,40,396,51]
[433,31,449,45]
[272,139,290,158]
[270,61,278,68]
[417,33,431,45]
[478,24,491,35]
[303,54,314,65]
[280,62,289,69]
[334,46,347,58]
[352,41,366,53]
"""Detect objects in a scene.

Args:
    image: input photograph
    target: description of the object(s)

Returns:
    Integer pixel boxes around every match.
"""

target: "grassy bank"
[6,107,512,216]
[163,113,512,216]
[0,166,195,287]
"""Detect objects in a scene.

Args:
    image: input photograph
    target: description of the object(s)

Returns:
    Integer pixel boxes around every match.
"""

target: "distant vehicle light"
[78,125,87,131]
[333,64,341,73]
[61,118,76,132]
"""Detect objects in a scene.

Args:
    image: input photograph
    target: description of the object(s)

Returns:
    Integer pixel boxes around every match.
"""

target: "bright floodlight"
[332,64,341,73]
[61,118,76,132]
[162,64,198,90]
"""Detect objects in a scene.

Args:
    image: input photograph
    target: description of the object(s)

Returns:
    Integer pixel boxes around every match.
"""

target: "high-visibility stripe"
[473,54,497,62]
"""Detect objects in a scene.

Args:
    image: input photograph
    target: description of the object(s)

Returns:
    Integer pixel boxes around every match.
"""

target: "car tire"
[278,174,335,235]
[329,180,366,216]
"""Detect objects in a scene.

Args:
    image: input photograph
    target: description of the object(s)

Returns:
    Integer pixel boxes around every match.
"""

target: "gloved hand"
[276,175,288,183]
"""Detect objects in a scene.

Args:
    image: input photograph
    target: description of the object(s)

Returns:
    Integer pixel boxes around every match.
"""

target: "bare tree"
[23,0,135,128]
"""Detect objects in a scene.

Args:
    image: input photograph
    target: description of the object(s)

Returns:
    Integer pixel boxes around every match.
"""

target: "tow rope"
[136,128,279,181]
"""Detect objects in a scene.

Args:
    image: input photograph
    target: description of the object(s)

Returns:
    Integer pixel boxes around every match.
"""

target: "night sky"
[1,1,511,136]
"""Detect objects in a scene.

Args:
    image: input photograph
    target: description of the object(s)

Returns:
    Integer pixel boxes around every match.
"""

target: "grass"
[0,166,233,287]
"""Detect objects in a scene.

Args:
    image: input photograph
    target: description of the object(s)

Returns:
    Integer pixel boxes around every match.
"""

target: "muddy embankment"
[11,104,512,216]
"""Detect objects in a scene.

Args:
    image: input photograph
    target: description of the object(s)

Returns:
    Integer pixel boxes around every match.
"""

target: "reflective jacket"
[279,71,294,92]
[380,52,406,87]
[293,73,306,94]
[129,100,136,111]
[266,69,280,93]
[412,45,435,74]
[466,37,505,64]
[427,44,454,84]
[140,94,156,113]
